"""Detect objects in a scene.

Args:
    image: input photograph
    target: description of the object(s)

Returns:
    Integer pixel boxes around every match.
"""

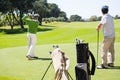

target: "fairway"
[0,20,120,80]
[0,43,120,80]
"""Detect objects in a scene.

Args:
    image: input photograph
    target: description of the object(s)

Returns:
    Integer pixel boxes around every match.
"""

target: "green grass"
[0,43,120,80]
[0,20,120,80]
[0,19,120,48]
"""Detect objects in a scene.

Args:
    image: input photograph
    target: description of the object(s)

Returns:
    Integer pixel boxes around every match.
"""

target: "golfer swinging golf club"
[22,13,39,60]
[96,5,115,68]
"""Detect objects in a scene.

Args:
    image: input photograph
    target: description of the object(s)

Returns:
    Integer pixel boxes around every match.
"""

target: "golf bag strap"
[89,50,96,75]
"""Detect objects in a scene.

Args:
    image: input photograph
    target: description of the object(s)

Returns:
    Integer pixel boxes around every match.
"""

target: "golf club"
[96,30,99,66]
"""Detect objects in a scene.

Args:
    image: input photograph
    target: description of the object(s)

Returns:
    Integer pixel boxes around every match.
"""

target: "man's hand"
[28,13,32,18]
[96,23,103,30]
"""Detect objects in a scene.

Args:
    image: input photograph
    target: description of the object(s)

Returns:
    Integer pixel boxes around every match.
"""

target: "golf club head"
[50,45,59,55]
[49,51,52,54]
[53,45,59,49]
[76,38,84,44]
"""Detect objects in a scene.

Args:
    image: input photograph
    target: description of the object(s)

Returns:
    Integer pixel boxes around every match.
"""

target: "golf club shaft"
[97,30,99,65]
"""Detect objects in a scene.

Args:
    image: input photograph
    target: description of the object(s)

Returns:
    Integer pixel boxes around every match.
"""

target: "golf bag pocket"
[75,63,88,80]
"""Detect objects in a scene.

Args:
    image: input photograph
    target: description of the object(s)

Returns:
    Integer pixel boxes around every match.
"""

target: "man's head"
[101,5,109,14]
[33,14,39,20]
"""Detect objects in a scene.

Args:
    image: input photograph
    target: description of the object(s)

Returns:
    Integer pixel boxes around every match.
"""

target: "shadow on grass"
[42,25,56,28]
[0,28,27,34]
[0,26,55,34]
[97,66,120,69]
[29,57,52,61]
[107,66,120,69]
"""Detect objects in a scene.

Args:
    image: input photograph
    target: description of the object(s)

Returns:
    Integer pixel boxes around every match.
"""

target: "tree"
[9,0,36,29]
[59,11,68,21]
[47,3,60,18]
[0,0,10,13]
[0,0,13,29]
[0,0,67,29]
[0,0,37,29]
[97,16,102,21]
[33,0,48,25]
[70,15,82,21]
[89,15,97,21]
[114,15,120,19]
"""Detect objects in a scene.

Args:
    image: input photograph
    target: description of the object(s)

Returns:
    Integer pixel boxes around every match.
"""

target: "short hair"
[101,5,109,14]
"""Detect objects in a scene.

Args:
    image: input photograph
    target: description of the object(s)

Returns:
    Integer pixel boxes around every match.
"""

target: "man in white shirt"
[96,5,115,68]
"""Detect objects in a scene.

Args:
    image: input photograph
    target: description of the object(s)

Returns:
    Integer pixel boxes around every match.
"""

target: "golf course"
[0,20,120,80]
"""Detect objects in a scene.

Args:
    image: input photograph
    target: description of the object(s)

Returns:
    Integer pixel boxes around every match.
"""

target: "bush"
[42,17,66,23]
[70,15,82,21]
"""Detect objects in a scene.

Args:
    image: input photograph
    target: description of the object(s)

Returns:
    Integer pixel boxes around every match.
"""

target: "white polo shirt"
[100,13,115,38]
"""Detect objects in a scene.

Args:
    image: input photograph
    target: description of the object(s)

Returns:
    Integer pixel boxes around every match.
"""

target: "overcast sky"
[48,0,120,19]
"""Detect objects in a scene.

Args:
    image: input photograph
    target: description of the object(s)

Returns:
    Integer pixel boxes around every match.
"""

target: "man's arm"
[22,13,32,22]
[96,23,103,30]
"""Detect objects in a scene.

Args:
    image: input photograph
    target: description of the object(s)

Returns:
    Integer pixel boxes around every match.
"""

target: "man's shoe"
[26,55,32,60]
[97,64,108,69]
[108,63,114,67]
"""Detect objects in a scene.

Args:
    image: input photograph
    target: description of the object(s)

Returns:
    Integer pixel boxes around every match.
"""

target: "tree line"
[0,0,67,29]
[0,0,120,29]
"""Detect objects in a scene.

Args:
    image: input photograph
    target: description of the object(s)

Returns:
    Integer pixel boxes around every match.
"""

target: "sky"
[48,0,120,19]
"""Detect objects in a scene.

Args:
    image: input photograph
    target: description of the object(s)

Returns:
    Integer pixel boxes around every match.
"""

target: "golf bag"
[75,39,96,80]
[51,45,71,80]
